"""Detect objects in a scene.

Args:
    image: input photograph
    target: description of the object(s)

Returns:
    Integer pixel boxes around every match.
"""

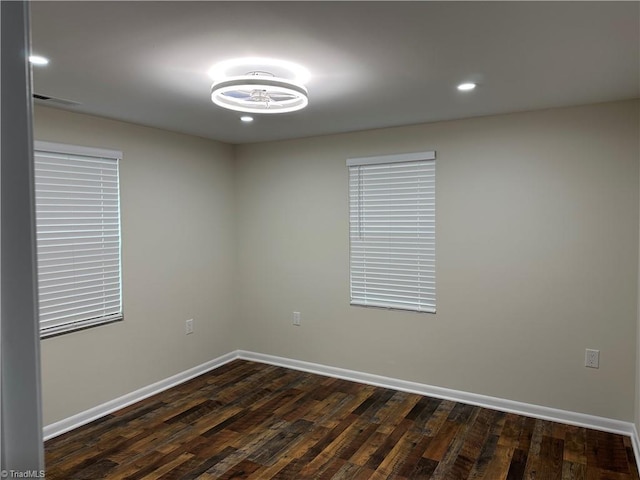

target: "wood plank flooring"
[45,359,640,479]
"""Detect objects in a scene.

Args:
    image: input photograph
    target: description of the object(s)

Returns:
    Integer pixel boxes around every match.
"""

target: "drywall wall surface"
[235,100,639,421]
[1,1,44,469]
[34,106,238,425]
[637,119,640,434]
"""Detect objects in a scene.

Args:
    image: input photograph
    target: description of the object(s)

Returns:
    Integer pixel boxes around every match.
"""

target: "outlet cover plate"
[585,349,599,368]
[186,319,194,335]
[293,312,301,326]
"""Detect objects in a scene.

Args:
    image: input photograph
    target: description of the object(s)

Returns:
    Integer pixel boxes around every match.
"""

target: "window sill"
[40,314,123,339]
[350,302,436,314]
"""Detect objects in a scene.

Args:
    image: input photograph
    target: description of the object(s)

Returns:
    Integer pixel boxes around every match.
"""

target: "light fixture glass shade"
[211,76,308,114]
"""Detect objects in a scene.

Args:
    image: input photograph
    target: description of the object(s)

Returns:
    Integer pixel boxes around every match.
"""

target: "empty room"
[1,1,640,479]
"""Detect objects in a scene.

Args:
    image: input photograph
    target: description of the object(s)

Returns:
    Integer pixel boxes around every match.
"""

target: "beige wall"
[34,106,238,425]
[637,149,640,434]
[35,100,639,427]
[235,100,639,421]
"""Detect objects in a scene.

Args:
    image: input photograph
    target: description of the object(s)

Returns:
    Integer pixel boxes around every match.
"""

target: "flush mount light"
[240,116,254,123]
[209,58,310,114]
[211,74,308,114]
[457,82,476,91]
[29,55,49,66]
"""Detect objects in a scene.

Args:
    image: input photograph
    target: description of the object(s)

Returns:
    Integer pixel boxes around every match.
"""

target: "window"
[34,141,123,337]
[348,151,436,313]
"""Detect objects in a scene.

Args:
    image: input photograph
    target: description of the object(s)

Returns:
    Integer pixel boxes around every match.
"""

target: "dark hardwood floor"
[45,359,639,479]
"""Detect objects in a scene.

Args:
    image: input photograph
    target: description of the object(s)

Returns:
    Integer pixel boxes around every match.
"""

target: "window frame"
[34,140,124,338]
[347,150,436,314]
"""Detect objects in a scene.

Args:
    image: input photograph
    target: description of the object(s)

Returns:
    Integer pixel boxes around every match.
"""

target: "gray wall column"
[1,0,45,471]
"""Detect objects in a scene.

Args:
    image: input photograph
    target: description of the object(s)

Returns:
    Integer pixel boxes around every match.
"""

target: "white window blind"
[34,141,123,337]
[348,151,436,313]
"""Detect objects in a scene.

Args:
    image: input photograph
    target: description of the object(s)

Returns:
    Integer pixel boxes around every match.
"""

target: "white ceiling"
[30,1,639,145]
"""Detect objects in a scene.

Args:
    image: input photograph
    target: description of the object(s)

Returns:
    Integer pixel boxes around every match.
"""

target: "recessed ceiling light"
[240,116,254,123]
[457,82,476,91]
[29,55,49,66]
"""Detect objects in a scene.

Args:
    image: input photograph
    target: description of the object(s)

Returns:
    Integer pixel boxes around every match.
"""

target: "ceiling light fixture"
[29,55,49,66]
[209,58,310,114]
[211,74,308,114]
[457,82,476,91]
[240,116,254,123]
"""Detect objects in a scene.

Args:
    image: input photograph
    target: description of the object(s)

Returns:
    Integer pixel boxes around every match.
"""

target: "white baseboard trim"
[43,351,239,441]
[44,347,639,474]
[237,350,637,439]
[632,424,640,472]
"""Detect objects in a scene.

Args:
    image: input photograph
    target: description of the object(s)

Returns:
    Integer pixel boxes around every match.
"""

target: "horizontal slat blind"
[34,142,123,336]
[348,152,435,313]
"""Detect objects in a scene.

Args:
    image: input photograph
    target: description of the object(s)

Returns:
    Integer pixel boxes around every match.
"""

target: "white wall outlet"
[293,311,301,326]
[185,318,194,335]
[585,348,599,368]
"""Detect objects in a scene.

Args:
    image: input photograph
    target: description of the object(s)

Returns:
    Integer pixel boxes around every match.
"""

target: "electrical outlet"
[585,348,599,368]
[186,319,194,335]
[293,311,301,326]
